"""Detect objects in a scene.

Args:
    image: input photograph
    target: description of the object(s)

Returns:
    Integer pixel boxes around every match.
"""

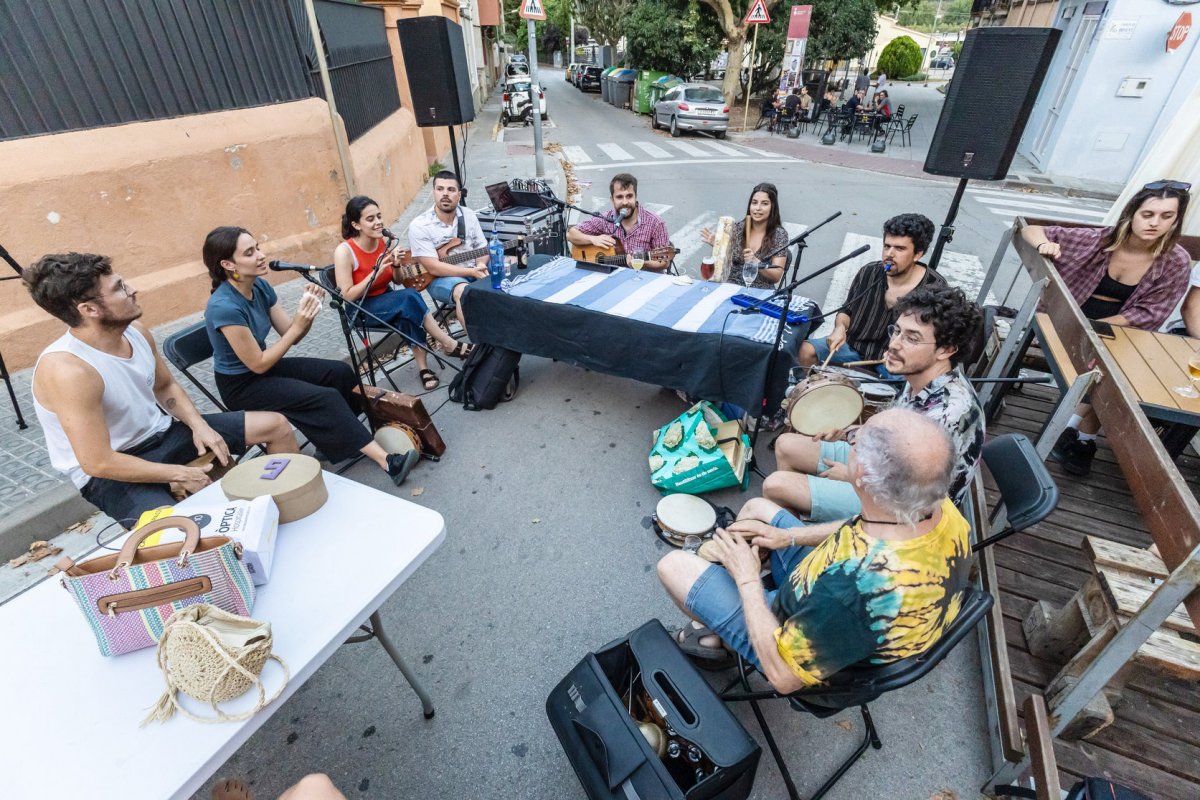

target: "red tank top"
[345,238,392,297]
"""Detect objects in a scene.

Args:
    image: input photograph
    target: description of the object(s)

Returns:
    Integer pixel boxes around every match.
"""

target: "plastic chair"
[161,321,227,412]
[722,585,994,800]
[971,433,1059,552]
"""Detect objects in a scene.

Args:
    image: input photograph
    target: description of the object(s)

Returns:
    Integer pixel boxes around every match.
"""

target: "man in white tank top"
[24,252,296,527]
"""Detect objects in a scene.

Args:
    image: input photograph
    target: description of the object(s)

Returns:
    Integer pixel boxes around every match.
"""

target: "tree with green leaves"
[878,35,922,80]
[699,0,783,104]
[806,0,878,65]
[625,0,723,77]
[576,0,635,46]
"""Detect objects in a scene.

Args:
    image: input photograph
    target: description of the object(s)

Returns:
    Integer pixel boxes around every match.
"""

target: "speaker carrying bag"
[448,344,520,411]
[546,619,760,800]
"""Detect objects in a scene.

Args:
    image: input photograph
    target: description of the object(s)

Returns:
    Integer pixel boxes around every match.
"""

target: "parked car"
[502,77,547,124]
[566,62,579,82]
[930,55,955,70]
[509,53,527,64]
[652,83,729,138]
[579,65,602,92]
[505,62,530,80]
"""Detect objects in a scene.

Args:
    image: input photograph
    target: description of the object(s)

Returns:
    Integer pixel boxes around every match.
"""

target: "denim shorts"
[428,275,473,305]
[809,440,862,522]
[684,542,813,671]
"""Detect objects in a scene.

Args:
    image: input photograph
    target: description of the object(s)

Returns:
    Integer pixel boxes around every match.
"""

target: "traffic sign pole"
[742,24,760,132]
[527,19,545,177]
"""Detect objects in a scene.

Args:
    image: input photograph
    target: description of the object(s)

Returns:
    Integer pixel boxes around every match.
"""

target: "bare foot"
[213,778,253,800]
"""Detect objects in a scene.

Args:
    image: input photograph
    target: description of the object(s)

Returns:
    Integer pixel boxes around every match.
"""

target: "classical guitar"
[393,237,526,291]
[569,243,680,269]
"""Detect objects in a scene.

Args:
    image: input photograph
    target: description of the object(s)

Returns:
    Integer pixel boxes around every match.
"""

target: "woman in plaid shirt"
[1021,179,1193,475]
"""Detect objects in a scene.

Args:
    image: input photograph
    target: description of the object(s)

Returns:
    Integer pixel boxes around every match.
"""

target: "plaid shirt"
[1044,226,1192,330]
[574,206,670,256]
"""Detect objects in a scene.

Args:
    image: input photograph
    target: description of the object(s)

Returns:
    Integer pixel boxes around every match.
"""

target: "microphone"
[882,260,893,272]
[381,228,397,241]
[268,260,320,274]
[617,207,631,220]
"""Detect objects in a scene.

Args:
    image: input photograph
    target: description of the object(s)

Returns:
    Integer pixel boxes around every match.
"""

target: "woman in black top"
[699,183,789,290]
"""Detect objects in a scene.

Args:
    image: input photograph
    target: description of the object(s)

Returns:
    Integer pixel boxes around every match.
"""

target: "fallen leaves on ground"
[410,487,425,497]
[8,540,63,568]
[833,719,852,731]
[929,790,958,800]
[65,520,93,535]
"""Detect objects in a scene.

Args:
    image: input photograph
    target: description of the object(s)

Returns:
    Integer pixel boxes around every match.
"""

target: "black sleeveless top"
[1081,271,1137,320]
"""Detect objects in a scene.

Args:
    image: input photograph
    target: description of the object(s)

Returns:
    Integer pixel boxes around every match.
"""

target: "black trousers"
[216,357,372,463]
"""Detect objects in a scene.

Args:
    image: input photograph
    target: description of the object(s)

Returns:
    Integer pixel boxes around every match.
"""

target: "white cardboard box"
[139,496,280,586]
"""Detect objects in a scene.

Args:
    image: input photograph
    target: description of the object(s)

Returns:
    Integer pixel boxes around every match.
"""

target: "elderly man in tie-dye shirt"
[658,408,971,692]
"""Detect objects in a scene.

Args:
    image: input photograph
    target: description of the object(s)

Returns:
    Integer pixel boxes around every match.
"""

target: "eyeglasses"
[1143,180,1191,193]
[846,426,859,446]
[886,323,935,347]
[83,279,132,303]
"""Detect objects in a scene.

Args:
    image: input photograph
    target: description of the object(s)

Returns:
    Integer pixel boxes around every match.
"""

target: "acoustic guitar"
[570,243,679,269]
[393,237,526,291]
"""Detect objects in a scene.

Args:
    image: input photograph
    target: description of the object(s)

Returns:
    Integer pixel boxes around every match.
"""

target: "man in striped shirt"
[567,173,672,271]
[798,213,945,378]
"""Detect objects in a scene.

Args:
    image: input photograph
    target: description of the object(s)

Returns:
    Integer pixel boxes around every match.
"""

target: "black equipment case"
[546,620,760,800]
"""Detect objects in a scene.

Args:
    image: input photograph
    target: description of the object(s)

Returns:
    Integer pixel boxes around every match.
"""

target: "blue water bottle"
[487,232,505,290]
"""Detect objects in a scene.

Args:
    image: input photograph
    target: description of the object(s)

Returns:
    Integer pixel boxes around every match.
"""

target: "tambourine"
[652,494,748,563]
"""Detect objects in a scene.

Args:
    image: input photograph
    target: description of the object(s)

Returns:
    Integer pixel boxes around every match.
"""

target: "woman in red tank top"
[334,196,472,390]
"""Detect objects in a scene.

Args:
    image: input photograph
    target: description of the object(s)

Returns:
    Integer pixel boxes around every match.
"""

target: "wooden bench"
[1023,536,1200,738]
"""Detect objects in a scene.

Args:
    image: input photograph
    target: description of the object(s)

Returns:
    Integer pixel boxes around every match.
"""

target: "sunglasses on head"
[1143,180,1191,193]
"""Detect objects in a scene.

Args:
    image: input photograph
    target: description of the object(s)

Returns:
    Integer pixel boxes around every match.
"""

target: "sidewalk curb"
[998,179,1119,202]
[0,484,96,563]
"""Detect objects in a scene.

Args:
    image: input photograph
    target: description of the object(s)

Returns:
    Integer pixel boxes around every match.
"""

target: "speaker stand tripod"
[0,244,28,429]
[927,177,969,273]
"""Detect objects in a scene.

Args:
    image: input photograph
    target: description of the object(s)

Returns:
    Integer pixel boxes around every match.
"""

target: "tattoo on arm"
[165,398,177,411]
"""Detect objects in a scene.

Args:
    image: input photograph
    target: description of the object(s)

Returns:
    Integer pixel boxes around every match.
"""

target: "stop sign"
[1167,12,1191,53]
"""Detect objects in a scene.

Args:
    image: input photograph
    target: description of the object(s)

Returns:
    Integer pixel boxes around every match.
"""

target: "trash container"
[612,69,637,109]
[648,75,683,113]
[633,69,670,114]
[600,67,618,104]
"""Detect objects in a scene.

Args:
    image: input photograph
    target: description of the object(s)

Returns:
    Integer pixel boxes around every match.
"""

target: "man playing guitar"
[408,171,490,329]
[567,173,673,271]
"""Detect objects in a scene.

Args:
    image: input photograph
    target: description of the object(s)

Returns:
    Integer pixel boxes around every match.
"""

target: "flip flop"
[672,622,736,670]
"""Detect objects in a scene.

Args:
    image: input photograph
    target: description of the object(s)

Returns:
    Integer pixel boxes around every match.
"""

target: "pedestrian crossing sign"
[519,0,547,21]
[744,0,771,24]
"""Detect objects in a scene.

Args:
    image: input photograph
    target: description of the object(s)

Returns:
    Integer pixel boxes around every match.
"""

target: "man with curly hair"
[799,213,946,377]
[756,285,984,528]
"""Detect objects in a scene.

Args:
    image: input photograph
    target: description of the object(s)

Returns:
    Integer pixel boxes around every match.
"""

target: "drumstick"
[820,350,835,368]
[841,359,885,367]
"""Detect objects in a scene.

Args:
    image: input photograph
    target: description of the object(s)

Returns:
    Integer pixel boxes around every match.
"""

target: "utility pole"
[928,0,944,70]
[524,13,546,177]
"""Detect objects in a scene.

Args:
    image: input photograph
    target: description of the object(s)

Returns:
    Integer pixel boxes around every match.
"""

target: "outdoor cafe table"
[0,471,445,800]
[1034,314,1200,457]
[461,257,815,411]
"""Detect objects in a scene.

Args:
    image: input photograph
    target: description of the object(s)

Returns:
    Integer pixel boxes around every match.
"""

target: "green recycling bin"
[634,70,671,114]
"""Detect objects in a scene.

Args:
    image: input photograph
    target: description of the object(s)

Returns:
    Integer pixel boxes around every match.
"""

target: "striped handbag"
[55,516,256,657]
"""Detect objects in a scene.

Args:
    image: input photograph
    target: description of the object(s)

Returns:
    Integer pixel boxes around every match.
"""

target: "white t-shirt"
[407,206,487,261]
[1161,262,1200,333]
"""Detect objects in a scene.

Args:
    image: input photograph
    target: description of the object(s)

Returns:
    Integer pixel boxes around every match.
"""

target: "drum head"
[655,494,717,537]
[860,382,897,403]
[788,382,863,436]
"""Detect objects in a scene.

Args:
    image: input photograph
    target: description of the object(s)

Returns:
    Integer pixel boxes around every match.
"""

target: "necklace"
[856,512,933,526]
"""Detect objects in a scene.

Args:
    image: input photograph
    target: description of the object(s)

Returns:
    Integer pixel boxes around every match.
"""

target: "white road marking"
[698,140,746,157]
[967,187,1111,209]
[670,213,716,272]
[630,140,672,159]
[663,140,710,157]
[735,144,784,158]
[574,157,790,171]
[973,199,1108,220]
[560,145,591,163]
[596,143,634,161]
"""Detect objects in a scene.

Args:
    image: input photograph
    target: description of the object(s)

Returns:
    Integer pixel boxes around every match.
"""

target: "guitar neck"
[444,242,517,265]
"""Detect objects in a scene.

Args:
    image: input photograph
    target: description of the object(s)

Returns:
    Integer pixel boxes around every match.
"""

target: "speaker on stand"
[397,16,477,191]
[922,27,1061,270]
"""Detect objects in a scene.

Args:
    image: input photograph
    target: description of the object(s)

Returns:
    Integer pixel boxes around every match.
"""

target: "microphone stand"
[752,210,842,286]
[744,244,871,477]
[0,243,28,429]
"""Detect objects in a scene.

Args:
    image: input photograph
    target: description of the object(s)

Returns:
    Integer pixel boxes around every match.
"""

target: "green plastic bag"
[648,401,750,494]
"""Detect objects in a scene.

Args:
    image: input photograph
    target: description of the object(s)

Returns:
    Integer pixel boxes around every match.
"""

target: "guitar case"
[353,385,446,457]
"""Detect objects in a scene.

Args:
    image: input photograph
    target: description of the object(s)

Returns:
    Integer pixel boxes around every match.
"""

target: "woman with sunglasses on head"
[1021,179,1193,475]
[334,196,471,392]
[203,226,419,486]
[699,182,789,289]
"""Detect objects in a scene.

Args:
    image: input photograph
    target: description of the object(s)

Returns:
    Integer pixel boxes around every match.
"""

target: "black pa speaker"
[924,27,1061,180]
[397,17,475,127]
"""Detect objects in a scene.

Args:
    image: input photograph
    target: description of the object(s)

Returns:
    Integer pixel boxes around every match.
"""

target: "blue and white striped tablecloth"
[505,257,814,344]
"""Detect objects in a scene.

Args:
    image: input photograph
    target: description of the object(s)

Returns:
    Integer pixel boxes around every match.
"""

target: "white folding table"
[0,471,445,800]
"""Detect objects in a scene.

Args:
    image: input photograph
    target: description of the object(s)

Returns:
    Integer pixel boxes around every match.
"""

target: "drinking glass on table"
[1174,353,1200,398]
[700,257,715,281]
[630,256,645,276]
[741,260,760,286]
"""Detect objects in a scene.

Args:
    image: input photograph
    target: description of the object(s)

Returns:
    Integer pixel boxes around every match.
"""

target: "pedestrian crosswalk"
[560,138,787,170]
[967,186,1112,227]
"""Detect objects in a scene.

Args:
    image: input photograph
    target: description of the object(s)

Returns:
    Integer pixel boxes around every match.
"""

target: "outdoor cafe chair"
[889,114,919,148]
[720,585,994,800]
[971,432,1059,553]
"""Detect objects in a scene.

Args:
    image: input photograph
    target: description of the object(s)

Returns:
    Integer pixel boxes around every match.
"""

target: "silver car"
[652,84,729,138]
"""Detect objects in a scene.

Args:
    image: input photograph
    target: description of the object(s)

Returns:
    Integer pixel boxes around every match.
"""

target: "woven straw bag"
[143,603,289,725]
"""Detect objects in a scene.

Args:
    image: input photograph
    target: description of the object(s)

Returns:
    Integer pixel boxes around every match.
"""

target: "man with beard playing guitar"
[567,173,674,271]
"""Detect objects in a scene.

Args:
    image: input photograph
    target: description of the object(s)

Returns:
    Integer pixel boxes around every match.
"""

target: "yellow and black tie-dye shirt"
[771,499,971,686]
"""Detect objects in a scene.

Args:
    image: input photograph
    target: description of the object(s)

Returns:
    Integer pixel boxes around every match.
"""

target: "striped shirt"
[574,205,671,257]
[1043,225,1191,330]
[844,261,947,360]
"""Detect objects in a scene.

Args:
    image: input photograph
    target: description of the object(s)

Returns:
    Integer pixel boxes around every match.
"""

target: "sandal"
[672,622,736,670]
[447,341,474,359]
[419,369,440,390]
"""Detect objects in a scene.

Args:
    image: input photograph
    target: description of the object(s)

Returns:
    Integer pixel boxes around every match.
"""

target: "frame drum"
[859,381,897,420]
[783,374,863,436]
[653,494,717,547]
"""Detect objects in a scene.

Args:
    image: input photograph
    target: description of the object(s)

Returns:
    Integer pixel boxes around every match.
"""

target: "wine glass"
[741,260,759,286]
[630,256,645,274]
[1175,353,1200,398]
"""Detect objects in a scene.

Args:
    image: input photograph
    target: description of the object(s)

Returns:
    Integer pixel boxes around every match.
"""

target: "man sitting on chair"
[25,252,296,527]
[566,173,672,271]
[408,170,490,330]
[658,408,970,691]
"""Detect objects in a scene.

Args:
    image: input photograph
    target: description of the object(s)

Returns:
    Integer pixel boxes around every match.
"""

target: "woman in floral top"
[699,182,789,290]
